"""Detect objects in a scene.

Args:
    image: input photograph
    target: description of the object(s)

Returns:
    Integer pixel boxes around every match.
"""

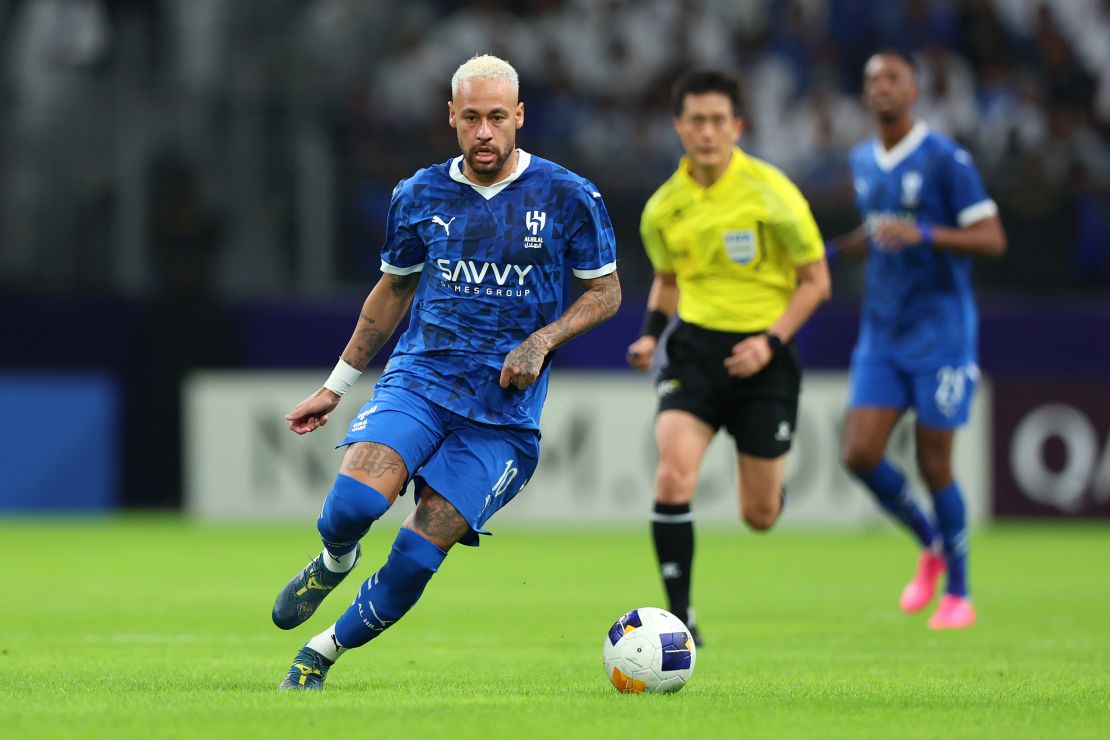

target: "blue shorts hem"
[848,354,977,429]
[413,474,488,547]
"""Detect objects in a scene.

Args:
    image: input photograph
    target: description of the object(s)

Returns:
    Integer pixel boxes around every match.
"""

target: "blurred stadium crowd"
[1,0,1109,299]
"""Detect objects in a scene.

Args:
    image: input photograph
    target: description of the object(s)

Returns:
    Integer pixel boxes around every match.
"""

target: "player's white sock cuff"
[322,547,358,573]
[307,625,347,662]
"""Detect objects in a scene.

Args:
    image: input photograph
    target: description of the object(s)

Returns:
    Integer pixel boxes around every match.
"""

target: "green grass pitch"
[1,519,1107,739]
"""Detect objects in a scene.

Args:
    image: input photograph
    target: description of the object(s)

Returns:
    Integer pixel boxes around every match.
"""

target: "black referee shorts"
[656,321,801,459]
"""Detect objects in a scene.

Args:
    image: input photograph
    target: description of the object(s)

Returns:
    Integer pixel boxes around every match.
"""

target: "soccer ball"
[602,607,696,694]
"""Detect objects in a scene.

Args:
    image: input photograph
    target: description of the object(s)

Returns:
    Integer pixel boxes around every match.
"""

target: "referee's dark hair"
[672,69,744,118]
[870,48,918,77]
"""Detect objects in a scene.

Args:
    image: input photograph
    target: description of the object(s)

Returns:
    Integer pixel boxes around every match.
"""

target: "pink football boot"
[899,551,946,613]
[928,594,977,629]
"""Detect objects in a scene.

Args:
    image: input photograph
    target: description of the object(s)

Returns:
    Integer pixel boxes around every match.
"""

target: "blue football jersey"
[375,150,617,429]
[850,122,997,370]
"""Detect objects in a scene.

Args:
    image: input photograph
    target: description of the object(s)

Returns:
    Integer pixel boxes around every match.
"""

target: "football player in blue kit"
[831,51,1005,629]
[271,54,621,689]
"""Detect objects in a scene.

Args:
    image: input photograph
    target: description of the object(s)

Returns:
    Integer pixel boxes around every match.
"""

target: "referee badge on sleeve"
[724,229,757,265]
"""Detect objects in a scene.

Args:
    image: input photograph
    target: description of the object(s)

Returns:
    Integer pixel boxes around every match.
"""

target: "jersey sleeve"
[639,199,673,273]
[944,148,998,227]
[379,179,426,276]
[767,178,826,266]
[567,183,618,279]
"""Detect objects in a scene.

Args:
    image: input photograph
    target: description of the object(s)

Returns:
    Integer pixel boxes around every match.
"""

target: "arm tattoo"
[343,442,405,480]
[386,273,420,295]
[503,342,547,377]
[341,312,388,370]
[340,274,420,369]
[501,273,619,386]
[531,271,621,352]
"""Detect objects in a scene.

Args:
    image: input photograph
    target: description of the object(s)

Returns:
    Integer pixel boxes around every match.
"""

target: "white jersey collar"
[872,121,928,172]
[450,149,532,200]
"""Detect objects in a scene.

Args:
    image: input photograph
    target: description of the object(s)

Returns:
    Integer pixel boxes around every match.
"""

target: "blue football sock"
[854,459,938,549]
[334,528,447,649]
[932,481,969,597]
[317,474,391,557]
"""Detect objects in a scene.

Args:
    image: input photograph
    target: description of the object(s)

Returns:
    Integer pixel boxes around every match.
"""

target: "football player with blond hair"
[273,54,620,689]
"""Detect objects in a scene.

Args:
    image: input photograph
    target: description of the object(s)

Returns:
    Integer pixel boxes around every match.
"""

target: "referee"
[626,69,831,645]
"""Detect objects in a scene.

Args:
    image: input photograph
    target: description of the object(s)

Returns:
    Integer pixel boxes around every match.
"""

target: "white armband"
[323,359,362,397]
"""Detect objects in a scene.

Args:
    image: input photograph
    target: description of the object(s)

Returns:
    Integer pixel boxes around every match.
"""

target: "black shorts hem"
[656,398,721,432]
[733,439,793,459]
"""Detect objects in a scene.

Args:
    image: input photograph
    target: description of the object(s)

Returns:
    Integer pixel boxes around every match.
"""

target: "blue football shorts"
[848,353,980,429]
[338,384,539,546]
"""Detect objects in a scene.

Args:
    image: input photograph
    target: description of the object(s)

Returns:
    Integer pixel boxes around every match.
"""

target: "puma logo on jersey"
[432,215,456,236]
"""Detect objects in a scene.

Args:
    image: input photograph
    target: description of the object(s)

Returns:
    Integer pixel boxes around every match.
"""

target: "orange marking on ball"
[611,666,647,693]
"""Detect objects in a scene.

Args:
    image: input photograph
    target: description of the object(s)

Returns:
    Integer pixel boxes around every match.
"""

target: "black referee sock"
[651,502,695,627]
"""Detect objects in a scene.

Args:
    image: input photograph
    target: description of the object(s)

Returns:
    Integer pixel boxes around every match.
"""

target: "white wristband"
[323,359,362,397]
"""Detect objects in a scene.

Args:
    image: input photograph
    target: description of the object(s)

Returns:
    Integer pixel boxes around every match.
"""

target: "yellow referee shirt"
[641,147,825,333]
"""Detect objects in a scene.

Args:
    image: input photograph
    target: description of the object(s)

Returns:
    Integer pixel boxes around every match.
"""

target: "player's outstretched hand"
[871,218,921,252]
[626,335,657,371]
[500,338,548,390]
[285,388,341,435]
[724,335,772,378]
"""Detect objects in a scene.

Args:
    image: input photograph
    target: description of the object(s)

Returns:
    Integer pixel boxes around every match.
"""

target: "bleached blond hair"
[451,54,519,98]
